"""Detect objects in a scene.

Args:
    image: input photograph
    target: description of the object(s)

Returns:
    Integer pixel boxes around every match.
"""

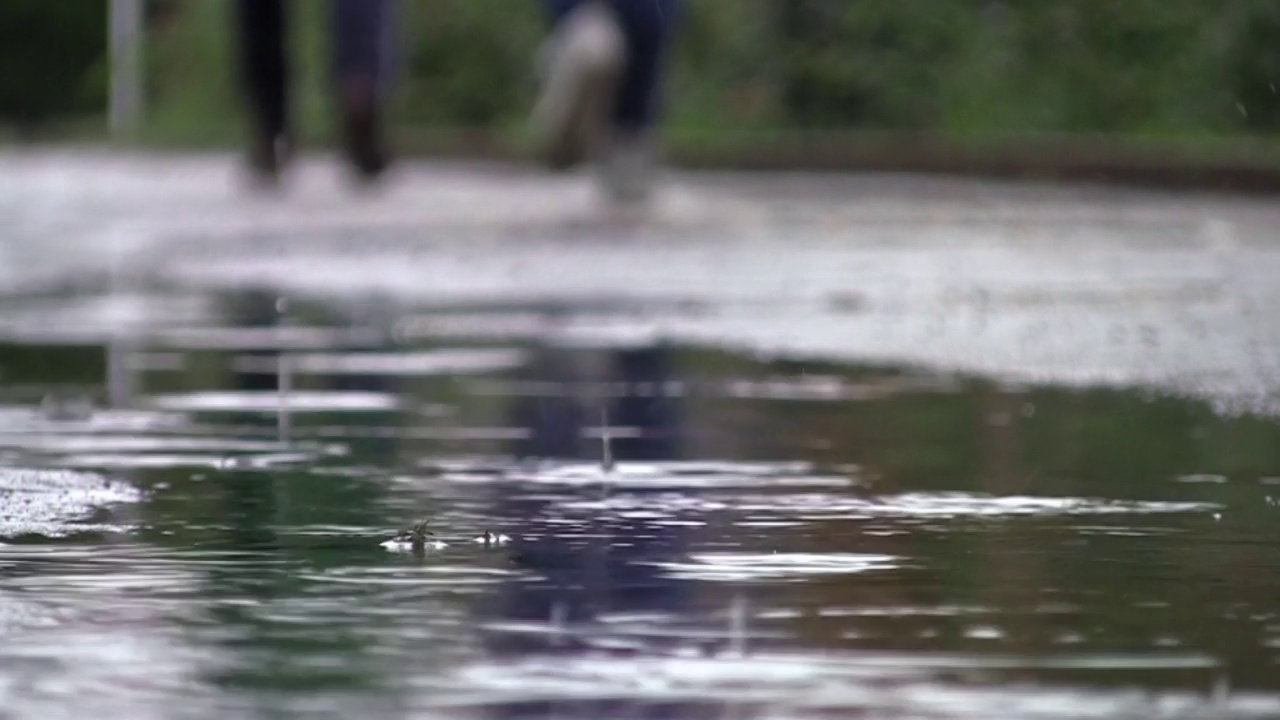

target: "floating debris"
[381,518,446,553]
[474,531,512,546]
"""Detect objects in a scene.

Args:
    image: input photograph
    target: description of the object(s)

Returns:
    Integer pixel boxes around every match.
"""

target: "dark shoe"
[247,132,293,187]
[341,84,390,182]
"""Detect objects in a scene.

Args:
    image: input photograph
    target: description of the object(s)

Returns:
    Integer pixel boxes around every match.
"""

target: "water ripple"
[647,552,901,581]
[436,651,1275,719]
[147,391,401,413]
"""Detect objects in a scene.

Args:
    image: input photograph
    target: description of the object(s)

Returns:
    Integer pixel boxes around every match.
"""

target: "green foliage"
[775,0,976,128]
[1226,2,1280,131]
[0,0,107,126]
[143,1,240,143]
[7,0,1280,140]
[1002,1,1232,133]
[768,0,1240,134]
[666,0,780,130]
[395,0,542,128]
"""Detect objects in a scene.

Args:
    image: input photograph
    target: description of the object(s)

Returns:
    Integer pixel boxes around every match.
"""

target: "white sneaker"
[531,1,625,170]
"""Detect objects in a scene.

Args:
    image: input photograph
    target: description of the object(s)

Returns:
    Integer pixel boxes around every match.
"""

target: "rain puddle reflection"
[1,285,1279,718]
[647,552,903,581]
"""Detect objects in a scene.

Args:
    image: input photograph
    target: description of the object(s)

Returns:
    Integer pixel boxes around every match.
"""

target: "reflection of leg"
[331,0,396,180]
[609,345,684,461]
[235,0,291,180]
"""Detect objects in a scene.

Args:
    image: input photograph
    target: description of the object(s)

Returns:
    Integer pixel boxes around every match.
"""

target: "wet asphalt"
[2,148,1278,415]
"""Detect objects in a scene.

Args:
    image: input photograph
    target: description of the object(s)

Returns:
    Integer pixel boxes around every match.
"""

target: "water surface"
[2,286,1279,719]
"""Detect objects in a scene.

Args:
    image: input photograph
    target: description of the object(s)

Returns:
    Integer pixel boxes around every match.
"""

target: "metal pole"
[109,0,144,137]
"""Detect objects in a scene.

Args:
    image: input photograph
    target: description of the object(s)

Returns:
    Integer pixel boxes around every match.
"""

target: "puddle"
[146,390,402,413]
[0,286,1279,719]
[422,459,856,490]
[0,436,293,454]
[438,651,1277,720]
[735,492,1221,518]
[647,552,902,581]
[0,407,186,433]
[58,451,318,471]
[300,565,526,587]
[230,349,526,376]
[560,491,1220,522]
[0,594,68,635]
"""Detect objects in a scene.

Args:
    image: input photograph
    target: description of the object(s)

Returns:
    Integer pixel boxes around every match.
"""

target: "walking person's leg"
[604,0,678,135]
[533,0,625,171]
[533,0,680,203]
[330,0,397,180]
[235,0,292,182]
[597,0,680,203]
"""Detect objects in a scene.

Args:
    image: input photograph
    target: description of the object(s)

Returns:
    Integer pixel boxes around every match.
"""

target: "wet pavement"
[4,149,1279,411]
[1,150,1280,719]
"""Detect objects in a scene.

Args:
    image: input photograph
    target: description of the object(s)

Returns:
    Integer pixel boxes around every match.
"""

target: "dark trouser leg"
[330,0,396,178]
[541,0,680,133]
[235,0,289,141]
[606,0,679,133]
[330,0,396,97]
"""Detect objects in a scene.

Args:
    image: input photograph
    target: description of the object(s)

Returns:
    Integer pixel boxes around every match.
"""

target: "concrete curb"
[16,128,1280,195]
[675,133,1280,195]
[391,130,1280,195]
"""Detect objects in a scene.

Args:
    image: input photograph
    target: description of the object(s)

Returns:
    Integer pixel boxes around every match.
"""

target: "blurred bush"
[1227,2,1280,132]
[774,1,974,128]
[5,0,1280,140]
[0,0,107,127]
[395,0,542,128]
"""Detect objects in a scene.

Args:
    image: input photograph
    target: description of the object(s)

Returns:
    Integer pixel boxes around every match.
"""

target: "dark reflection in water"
[219,286,405,465]
[202,472,326,693]
[202,471,289,690]
[482,340,714,719]
[225,287,288,395]
[183,288,403,705]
